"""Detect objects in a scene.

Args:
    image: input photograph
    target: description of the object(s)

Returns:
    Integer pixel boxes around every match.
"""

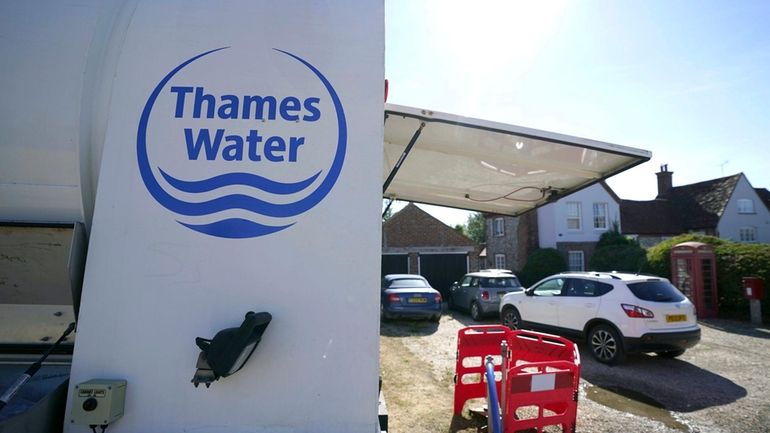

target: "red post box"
[743,277,764,300]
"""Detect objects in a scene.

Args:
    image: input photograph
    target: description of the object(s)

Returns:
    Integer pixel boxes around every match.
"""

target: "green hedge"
[589,228,647,273]
[589,244,648,273]
[645,234,726,277]
[646,234,770,320]
[519,248,567,287]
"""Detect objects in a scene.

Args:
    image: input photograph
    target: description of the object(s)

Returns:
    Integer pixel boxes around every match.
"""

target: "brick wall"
[517,211,539,270]
[382,203,481,271]
[484,211,539,272]
[556,241,597,271]
[383,203,477,248]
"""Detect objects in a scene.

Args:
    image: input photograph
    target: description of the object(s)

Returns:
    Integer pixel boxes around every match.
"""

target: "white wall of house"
[538,183,621,248]
[718,174,770,243]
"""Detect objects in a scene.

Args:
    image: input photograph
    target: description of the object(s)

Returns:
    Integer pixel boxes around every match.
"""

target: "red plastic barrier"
[503,331,580,433]
[453,325,508,415]
[453,326,581,433]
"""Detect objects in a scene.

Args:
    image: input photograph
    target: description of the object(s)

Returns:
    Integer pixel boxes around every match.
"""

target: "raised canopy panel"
[384,104,651,215]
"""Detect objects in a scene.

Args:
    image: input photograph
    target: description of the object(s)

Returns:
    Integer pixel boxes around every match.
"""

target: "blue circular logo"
[137,48,347,239]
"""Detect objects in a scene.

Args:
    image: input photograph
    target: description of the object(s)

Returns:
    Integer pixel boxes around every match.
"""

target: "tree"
[453,224,467,236]
[465,212,486,244]
[589,243,647,273]
[588,224,648,273]
[519,248,567,287]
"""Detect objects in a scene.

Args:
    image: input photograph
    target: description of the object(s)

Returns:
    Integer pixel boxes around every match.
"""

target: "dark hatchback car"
[381,274,442,322]
[449,270,523,321]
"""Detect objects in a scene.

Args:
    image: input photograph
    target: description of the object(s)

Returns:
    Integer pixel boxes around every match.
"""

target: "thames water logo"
[137,47,346,238]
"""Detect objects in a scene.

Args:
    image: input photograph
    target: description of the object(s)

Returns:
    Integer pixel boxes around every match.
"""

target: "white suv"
[499,272,701,365]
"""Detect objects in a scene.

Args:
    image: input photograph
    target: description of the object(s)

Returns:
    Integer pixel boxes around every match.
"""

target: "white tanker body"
[0,3,651,433]
[1,2,386,433]
[0,1,129,226]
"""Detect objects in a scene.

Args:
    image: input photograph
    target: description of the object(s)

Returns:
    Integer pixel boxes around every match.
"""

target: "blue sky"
[384,1,770,226]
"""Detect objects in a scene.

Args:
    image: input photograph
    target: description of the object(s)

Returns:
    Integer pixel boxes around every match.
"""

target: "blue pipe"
[484,357,502,433]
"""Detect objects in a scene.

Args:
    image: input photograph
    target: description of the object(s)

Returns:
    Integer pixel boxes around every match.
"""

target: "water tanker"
[0,2,649,433]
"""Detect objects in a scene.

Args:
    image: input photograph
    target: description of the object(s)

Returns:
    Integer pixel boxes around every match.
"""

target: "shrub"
[519,248,567,287]
[711,242,770,318]
[595,222,629,247]
[589,244,648,273]
[590,226,648,272]
[646,234,726,279]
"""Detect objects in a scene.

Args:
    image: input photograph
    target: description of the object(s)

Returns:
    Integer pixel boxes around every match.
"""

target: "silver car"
[448,270,523,321]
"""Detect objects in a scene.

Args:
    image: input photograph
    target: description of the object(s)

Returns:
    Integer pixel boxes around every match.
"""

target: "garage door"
[381,254,409,277]
[419,254,468,297]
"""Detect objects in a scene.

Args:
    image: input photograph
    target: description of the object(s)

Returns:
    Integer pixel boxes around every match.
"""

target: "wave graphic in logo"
[137,48,347,239]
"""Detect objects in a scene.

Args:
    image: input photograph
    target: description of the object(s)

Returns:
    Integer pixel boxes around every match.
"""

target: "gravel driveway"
[379,310,770,433]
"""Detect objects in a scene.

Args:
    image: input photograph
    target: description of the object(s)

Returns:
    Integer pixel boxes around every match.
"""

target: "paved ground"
[380,310,770,433]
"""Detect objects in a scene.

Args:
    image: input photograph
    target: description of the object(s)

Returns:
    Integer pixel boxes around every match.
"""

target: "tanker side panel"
[0,1,122,225]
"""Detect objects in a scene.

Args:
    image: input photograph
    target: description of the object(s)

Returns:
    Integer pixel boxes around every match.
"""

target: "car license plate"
[666,314,687,323]
[408,297,428,304]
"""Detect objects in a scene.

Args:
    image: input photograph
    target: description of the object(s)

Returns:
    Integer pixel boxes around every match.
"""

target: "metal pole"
[750,299,763,325]
[382,122,425,194]
[382,197,395,219]
[0,322,76,412]
[500,340,509,433]
[484,356,502,433]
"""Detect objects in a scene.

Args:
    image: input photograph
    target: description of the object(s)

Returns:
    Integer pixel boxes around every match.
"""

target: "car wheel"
[470,302,482,321]
[656,349,685,358]
[501,306,521,330]
[446,293,454,310]
[380,304,390,322]
[588,324,625,365]
[431,314,441,323]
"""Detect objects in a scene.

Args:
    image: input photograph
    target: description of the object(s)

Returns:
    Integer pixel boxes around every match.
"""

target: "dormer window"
[737,199,755,214]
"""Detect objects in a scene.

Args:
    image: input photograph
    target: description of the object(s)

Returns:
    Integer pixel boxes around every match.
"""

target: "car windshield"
[479,277,521,288]
[389,278,429,288]
[627,280,686,302]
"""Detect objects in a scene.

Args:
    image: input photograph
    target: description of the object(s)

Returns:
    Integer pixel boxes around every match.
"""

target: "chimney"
[656,164,673,197]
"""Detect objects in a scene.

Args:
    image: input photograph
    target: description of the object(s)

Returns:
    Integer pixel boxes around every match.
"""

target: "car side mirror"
[525,289,534,297]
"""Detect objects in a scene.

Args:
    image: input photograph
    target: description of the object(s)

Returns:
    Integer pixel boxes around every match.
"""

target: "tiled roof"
[382,203,477,247]
[755,188,770,213]
[665,174,741,228]
[620,199,683,235]
[620,174,742,235]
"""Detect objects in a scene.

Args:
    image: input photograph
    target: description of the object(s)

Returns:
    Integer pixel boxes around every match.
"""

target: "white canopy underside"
[383,104,651,216]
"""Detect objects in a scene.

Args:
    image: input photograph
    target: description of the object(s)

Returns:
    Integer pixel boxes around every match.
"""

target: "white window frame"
[592,202,608,230]
[494,254,506,270]
[493,217,505,237]
[737,199,755,214]
[566,202,581,231]
[568,251,584,272]
[739,226,757,243]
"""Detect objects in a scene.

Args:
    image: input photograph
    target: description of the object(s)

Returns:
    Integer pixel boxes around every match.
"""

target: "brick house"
[382,203,480,296]
[485,181,621,273]
[484,211,538,272]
